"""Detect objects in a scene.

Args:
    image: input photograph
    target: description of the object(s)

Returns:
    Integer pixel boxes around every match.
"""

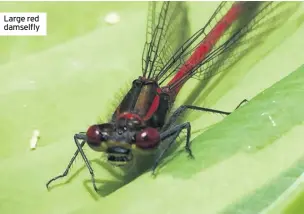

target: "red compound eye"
[86,123,113,148]
[135,127,160,149]
[86,125,102,145]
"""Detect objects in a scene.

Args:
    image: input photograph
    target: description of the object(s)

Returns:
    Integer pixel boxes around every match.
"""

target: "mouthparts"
[107,146,133,166]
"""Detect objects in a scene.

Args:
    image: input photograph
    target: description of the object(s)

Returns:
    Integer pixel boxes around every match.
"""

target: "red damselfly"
[47,1,287,191]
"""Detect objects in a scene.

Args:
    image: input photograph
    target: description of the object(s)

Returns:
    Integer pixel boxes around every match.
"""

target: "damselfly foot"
[90,172,98,192]
[186,147,195,159]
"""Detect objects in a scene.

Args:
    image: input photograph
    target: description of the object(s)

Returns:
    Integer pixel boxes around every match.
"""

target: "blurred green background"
[0,1,304,214]
[0,2,144,63]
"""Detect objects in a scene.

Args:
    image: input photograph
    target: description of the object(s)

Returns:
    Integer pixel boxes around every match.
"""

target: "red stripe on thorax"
[118,112,143,123]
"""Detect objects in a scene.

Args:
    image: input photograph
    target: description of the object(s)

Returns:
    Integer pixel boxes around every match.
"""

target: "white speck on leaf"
[30,129,40,150]
[261,112,277,127]
[104,12,120,25]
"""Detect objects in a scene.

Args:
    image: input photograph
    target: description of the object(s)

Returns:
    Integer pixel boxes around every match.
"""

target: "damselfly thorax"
[86,77,173,166]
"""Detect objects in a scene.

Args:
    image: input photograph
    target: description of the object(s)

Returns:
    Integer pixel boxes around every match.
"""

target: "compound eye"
[135,127,160,149]
[86,124,113,148]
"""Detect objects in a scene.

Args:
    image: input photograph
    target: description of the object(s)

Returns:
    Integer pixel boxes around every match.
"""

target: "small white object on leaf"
[30,129,40,150]
[104,12,120,25]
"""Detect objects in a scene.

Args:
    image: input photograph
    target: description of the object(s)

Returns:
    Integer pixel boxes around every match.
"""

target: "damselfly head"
[86,122,134,166]
[86,119,160,166]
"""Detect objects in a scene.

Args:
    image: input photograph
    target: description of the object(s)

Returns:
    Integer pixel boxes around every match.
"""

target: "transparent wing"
[142,1,190,79]
[190,1,300,82]
[155,1,233,85]
[152,2,299,90]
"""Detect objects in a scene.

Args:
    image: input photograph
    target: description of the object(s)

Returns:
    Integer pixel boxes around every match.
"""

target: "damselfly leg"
[152,99,248,173]
[153,122,192,174]
[46,133,98,191]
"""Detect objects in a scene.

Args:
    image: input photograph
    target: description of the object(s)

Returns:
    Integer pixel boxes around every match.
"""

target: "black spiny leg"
[73,133,98,192]
[152,99,249,173]
[152,122,192,174]
[46,133,98,192]
[46,139,85,189]
[162,99,248,131]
